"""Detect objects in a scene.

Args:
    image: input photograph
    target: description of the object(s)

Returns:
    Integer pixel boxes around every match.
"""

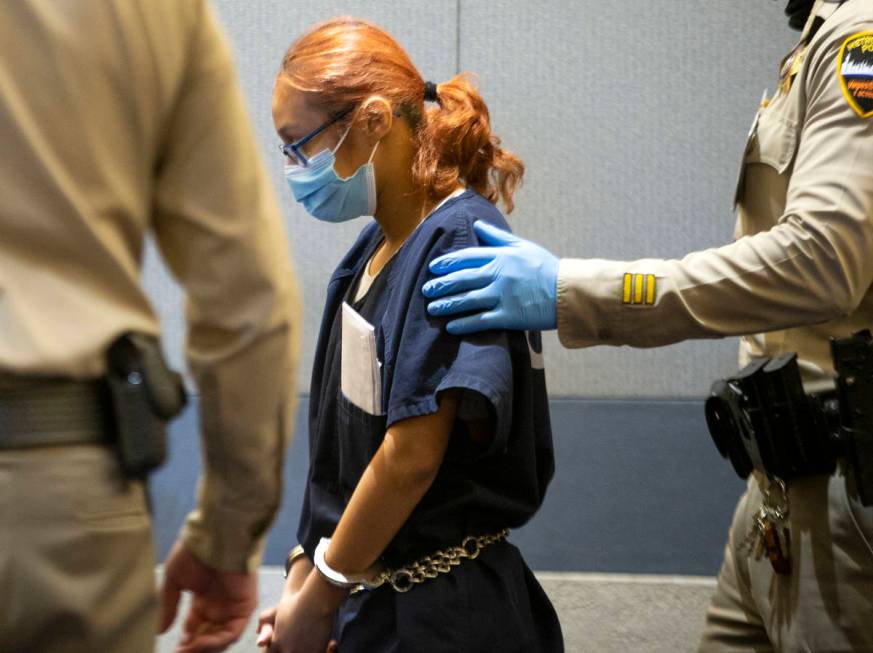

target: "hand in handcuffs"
[257,563,345,653]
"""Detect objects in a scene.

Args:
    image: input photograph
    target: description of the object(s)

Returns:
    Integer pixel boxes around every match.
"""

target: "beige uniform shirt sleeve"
[152,3,301,572]
[557,12,873,350]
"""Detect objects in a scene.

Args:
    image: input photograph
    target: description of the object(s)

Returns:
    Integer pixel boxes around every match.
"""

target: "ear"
[357,96,393,143]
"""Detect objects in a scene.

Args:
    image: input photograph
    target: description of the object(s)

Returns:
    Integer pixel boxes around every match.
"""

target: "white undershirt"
[353,258,379,303]
[352,188,466,302]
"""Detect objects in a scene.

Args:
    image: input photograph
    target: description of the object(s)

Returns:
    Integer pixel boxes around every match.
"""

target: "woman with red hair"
[258,17,562,652]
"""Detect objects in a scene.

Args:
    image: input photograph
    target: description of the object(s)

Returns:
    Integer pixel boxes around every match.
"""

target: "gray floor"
[157,568,716,653]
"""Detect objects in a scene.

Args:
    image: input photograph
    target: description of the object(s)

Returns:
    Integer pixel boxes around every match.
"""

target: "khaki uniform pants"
[699,469,873,652]
[0,445,158,653]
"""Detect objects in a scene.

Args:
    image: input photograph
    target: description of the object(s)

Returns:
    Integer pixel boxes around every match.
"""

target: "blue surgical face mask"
[284,123,380,223]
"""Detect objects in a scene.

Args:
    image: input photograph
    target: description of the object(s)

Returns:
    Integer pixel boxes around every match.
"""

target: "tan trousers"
[0,445,158,653]
[699,468,873,653]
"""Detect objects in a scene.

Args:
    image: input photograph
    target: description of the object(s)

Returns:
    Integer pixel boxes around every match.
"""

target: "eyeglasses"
[279,105,355,168]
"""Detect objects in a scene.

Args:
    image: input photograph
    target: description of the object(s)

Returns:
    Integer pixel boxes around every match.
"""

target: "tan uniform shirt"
[0,0,300,572]
[557,0,873,392]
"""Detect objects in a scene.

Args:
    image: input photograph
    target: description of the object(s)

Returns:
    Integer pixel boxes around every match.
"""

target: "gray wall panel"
[459,1,797,396]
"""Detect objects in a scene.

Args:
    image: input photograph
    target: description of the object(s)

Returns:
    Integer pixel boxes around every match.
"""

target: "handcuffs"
[285,530,509,593]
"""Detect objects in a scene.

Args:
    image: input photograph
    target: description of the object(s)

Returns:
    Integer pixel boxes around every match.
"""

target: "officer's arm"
[151,0,301,573]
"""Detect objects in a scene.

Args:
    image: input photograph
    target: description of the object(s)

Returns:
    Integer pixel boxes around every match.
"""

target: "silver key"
[745,508,767,560]
[753,526,766,560]
[760,478,792,575]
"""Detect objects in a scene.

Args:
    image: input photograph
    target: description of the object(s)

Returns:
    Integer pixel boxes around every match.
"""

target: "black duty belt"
[706,329,873,506]
[0,379,113,450]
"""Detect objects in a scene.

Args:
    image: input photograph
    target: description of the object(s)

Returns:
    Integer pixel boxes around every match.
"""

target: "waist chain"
[359,529,509,594]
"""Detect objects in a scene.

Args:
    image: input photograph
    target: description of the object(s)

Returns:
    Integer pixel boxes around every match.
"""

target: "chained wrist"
[313,537,383,590]
[283,544,307,579]
[302,565,351,615]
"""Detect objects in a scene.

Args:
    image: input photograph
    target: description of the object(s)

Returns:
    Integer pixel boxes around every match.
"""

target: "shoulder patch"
[838,32,873,118]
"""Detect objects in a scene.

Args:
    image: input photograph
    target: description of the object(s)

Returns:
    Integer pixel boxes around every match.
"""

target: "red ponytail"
[413,73,524,213]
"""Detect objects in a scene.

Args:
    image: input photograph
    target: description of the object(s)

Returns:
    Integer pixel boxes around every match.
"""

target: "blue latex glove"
[423,220,559,335]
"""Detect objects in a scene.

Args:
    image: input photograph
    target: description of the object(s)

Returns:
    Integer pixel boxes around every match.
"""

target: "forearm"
[556,254,736,349]
[324,392,459,576]
[291,399,457,616]
[325,439,443,575]
[556,215,871,350]
[182,319,300,572]
[285,556,314,595]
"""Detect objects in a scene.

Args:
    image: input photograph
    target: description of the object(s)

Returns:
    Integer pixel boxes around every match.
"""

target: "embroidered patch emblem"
[622,273,656,306]
[838,32,873,118]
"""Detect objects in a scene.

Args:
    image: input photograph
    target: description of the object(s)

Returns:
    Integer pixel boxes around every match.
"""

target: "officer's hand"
[422,220,559,334]
[160,540,258,653]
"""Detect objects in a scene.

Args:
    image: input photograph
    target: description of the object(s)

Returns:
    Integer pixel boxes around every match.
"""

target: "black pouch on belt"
[105,332,187,478]
[832,330,873,504]
[705,353,837,481]
[706,330,873,505]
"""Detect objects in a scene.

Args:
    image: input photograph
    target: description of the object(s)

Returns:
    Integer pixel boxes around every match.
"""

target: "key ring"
[764,477,789,515]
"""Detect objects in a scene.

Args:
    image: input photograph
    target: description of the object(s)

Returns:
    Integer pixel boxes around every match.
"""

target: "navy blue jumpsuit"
[298,190,563,652]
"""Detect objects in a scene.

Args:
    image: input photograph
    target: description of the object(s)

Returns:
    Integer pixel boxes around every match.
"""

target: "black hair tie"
[423,81,439,103]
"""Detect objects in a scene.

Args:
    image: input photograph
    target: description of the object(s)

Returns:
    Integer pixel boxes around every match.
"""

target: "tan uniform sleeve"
[151,1,301,572]
[557,21,873,350]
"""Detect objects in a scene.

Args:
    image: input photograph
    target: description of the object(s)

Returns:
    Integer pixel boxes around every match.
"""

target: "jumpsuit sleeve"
[556,20,873,350]
[387,213,516,458]
[150,0,301,572]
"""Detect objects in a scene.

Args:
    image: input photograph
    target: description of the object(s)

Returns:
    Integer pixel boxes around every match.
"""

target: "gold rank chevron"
[622,273,656,306]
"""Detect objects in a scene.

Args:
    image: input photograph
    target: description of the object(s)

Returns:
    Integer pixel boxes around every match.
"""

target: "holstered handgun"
[706,330,873,506]
[105,332,186,478]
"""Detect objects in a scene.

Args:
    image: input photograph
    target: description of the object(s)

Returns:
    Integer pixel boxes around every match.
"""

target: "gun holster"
[705,330,873,506]
[105,332,187,478]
